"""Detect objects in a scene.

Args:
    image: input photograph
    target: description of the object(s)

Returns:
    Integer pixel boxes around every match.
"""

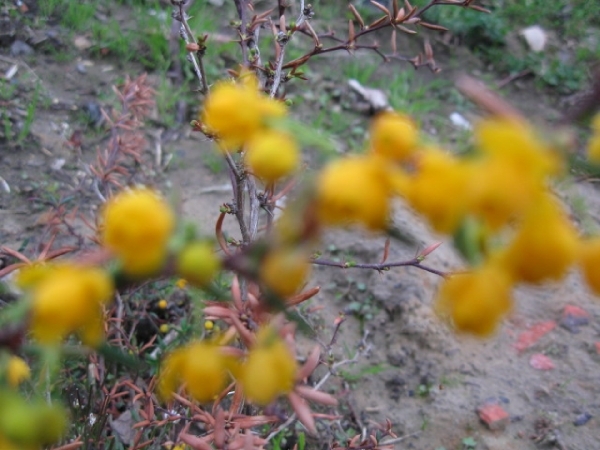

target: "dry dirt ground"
[1,3,600,450]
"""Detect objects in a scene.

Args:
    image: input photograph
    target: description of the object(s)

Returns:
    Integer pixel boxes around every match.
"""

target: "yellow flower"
[468,158,542,230]
[29,264,113,346]
[475,118,560,179]
[6,356,30,388]
[260,248,312,297]
[435,262,513,336]
[578,237,600,295]
[102,188,175,277]
[587,113,600,163]
[502,195,579,284]
[238,327,297,405]
[404,148,472,234]
[246,130,299,182]
[202,73,286,150]
[176,278,188,289]
[158,341,231,403]
[176,241,221,287]
[370,111,418,162]
[316,155,391,230]
[158,299,168,309]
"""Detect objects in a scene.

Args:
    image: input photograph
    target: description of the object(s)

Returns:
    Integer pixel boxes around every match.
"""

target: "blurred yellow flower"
[468,158,542,230]
[260,247,312,297]
[404,148,472,234]
[475,118,560,179]
[6,356,30,388]
[176,241,221,287]
[202,73,286,150]
[370,111,418,162]
[28,264,113,346]
[158,299,168,309]
[316,155,391,230]
[158,341,231,403]
[238,327,297,405]
[102,188,175,277]
[435,262,513,336]
[502,195,579,284]
[246,130,299,182]
[578,237,600,295]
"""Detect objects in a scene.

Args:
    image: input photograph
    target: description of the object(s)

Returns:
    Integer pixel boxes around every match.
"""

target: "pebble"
[573,412,592,426]
[10,40,34,57]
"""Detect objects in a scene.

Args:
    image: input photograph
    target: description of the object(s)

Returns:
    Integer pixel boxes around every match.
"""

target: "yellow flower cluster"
[159,327,296,406]
[202,71,298,182]
[260,247,312,297]
[24,263,113,346]
[311,111,600,336]
[101,188,175,277]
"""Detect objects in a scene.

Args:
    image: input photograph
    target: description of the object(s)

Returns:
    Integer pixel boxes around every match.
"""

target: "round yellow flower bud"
[246,130,299,182]
[578,237,600,295]
[260,248,312,297]
[29,264,114,347]
[159,324,169,333]
[102,188,175,278]
[239,327,297,405]
[176,241,221,287]
[202,75,286,150]
[436,263,513,336]
[370,111,418,162]
[6,356,30,388]
[316,155,391,230]
[204,320,214,330]
[503,195,579,284]
[158,299,168,309]
[158,341,231,403]
[405,148,472,234]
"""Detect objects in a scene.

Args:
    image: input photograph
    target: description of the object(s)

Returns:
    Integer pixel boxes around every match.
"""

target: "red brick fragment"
[478,404,510,431]
[529,353,555,370]
[595,342,600,354]
[562,305,590,319]
[514,321,556,352]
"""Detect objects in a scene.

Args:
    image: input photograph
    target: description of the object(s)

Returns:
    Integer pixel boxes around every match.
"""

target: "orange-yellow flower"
[370,111,418,162]
[578,237,600,295]
[176,241,221,287]
[101,188,175,277]
[260,248,312,297]
[435,262,513,336]
[238,327,297,405]
[316,155,391,230]
[502,195,579,284]
[6,356,30,388]
[202,73,286,150]
[28,264,113,346]
[403,148,472,234]
[475,118,560,179]
[246,130,299,182]
[158,341,231,403]
[468,158,543,230]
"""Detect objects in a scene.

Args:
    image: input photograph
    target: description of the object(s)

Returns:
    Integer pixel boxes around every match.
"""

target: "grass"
[424,0,599,93]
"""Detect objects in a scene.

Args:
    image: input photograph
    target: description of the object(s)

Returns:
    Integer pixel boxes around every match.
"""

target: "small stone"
[595,342,600,354]
[10,40,34,57]
[519,25,547,52]
[514,321,556,352]
[573,412,592,427]
[560,305,590,333]
[529,353,555,371]
[477,403,510,431]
